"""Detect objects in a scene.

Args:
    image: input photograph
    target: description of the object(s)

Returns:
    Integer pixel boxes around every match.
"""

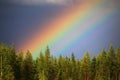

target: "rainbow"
[19,0,118,58]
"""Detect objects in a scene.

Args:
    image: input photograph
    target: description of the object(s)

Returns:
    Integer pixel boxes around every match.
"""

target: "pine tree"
[108,45,117,80]
[24,50,34,80]
[3,58,15,80]
[101,49,110,80]
[0,44,15,80]
[44,46,51,80]
[71,52,75,63]
[116,48,120,80]
[71,53,75,78]
[95,54,102,80]
[53,57,59,80]
[81,52,91,80]
[17,51,25,80]
[91,56,96,80]
[36,51,45,80]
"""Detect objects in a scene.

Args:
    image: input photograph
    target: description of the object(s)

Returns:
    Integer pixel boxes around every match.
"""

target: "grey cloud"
[0,0,76,5]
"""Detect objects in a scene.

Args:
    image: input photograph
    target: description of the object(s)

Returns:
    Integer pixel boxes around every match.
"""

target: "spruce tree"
[108,45,117,80]
[116,48,120,80]
[24,50,34,80]
[81,52,91,80]
[17,51,26,80]
[0,44,15,80]
[91,56,96,80]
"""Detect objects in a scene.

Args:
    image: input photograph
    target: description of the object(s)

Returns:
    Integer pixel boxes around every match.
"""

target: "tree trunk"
[118,74,120,80]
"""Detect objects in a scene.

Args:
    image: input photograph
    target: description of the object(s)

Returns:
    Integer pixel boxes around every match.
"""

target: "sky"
[0,0,120,59]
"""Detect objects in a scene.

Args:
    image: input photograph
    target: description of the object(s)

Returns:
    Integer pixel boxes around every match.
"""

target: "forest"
[0,44,120,80]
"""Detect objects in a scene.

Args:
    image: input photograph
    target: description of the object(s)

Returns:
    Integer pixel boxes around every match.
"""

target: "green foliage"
[24,50,34,80]
[0,44,120,80]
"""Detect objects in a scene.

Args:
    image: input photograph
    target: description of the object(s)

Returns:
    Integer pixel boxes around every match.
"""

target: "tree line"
[0,44,120,80]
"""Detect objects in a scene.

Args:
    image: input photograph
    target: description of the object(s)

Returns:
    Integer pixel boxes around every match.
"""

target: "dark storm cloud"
[0,1,65,46]
[0,0,75,5]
